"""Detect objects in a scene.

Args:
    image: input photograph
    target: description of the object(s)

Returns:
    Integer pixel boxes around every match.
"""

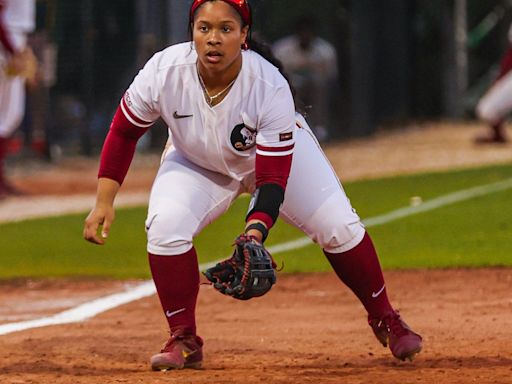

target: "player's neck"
[197,55,242,93]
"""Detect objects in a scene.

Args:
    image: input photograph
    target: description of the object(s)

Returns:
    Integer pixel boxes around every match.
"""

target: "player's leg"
[0,69,26,196]
[146,148,241,370]
[475,73,512,143]
[280,114,422,361]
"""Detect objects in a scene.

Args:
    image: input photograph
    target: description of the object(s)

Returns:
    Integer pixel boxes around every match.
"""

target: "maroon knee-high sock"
[492,122,506,140]
[324,232,393,319]
[148,248,200,335]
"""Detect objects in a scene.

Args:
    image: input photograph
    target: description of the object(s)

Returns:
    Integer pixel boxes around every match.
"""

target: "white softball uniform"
[476,69,512,124]
[121,42,364,255]
[0,0,35,138]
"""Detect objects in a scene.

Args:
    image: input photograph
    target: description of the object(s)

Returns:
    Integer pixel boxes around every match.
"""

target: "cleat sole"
[396,346,422,362]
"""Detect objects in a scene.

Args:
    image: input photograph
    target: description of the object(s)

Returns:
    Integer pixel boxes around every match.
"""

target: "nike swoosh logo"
[166,308,186,318]
[371,284,386,298]
[173,111,193,119]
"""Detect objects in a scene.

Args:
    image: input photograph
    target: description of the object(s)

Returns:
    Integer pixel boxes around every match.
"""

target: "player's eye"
[222,25,232,32]
[198,25,208,32]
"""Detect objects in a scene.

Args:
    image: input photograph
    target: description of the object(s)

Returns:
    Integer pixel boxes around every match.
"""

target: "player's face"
[193,1,249,76]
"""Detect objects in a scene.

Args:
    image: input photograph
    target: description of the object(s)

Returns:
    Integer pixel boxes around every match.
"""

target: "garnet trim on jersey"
[247,147,293,228]
[120,96,154,128]
[189,0,252,27]
[256,144,294,157]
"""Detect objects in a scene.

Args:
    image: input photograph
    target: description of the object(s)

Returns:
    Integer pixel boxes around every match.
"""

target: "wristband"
[245,222,269,243]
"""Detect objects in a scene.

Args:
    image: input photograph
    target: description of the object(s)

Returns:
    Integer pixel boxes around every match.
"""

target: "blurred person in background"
[22,25,58,161]
[475,22,512,144]
[272,15,338,142]
[0,0,36,197]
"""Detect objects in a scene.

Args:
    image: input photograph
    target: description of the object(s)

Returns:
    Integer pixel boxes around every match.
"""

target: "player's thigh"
[146,149,241,255]
[477,72,512,123]
[280,118,365,253]
[0,74,25,136]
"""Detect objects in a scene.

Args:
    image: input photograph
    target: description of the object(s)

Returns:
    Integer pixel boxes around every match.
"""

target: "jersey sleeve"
[0,1,15,54]
[498,47,512,80]
[248,83,296,229]
[256,84,296,156]
[122,52,163,126]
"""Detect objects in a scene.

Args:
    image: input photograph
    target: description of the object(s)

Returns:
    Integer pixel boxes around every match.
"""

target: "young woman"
[83,0,422,371]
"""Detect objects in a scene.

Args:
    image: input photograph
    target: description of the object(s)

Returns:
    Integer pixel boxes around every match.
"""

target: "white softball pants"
[476,70,512,124]
[146,115,365,256]
[0,32,27,138]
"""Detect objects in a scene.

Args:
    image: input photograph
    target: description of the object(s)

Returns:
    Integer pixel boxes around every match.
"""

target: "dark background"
[26,0,512,155]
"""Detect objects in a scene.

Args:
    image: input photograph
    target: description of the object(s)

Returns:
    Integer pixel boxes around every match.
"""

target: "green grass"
[1,163,511,279]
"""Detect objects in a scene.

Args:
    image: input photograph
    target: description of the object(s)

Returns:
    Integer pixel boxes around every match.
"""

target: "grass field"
[1,163,511,279]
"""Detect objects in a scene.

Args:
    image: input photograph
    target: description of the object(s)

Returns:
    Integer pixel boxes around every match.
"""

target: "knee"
[476,100,498,124]
[145,206,197,256]
[302,192,367,253]
[315,219,366,253]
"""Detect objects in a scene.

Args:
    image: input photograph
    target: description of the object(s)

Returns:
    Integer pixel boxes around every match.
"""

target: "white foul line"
[1,176,512,336]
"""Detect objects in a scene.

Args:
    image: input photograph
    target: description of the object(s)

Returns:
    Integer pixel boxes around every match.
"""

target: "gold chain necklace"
[197,66,237,107]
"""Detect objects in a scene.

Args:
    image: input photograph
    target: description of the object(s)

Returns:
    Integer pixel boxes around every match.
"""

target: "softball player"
[0,0,35,197]
[475,23,512,143]
[84,0,422,371]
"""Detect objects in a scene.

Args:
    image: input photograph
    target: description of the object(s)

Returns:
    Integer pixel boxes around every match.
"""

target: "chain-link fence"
[13,0,512,160]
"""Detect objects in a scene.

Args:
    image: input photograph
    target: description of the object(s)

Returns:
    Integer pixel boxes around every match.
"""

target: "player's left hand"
[203,234,277,300]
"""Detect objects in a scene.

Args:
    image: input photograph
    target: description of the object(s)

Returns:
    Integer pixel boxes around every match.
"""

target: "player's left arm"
[203,84,295,299]
[497,47,512,81]
[245,84,296,242]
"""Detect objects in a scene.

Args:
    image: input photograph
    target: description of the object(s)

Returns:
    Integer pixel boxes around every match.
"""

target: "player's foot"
[474,133,508,144]
[5,183,26,196]
[0,180,27,197]
[368,310,423,361]
[150,330,203,371]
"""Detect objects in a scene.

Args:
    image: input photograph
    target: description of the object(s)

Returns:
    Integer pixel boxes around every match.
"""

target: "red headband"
[190,0,251,27]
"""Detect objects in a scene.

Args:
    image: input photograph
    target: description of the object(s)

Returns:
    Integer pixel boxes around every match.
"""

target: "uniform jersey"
[122,42,296,181]
[1,0,35,34]
[0,0,35,137]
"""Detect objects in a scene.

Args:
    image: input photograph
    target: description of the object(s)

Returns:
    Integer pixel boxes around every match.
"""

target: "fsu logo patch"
[230,123,256,151]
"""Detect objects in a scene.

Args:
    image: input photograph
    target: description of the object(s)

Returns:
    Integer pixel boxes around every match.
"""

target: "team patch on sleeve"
[279,132,293,142]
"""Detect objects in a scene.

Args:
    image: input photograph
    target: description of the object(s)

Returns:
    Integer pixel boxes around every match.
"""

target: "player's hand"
[83,204,115,245]
[5,48,38,85]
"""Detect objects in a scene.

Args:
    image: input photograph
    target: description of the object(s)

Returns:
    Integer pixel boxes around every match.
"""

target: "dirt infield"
[1,122,512,383]
[1,269,511,384]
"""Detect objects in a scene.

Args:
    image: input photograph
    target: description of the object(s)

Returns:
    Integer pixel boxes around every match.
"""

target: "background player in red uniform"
[84,0,422,371]
[475,23,512,144]
[0,0,36,197]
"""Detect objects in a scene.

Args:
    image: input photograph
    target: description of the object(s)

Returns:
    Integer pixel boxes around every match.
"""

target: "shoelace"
[384,313,409,338]
[160,332,191,352]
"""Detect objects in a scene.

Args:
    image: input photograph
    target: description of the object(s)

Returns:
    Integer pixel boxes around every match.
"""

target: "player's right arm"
[83,178,119,245]
[83,52,162,245]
